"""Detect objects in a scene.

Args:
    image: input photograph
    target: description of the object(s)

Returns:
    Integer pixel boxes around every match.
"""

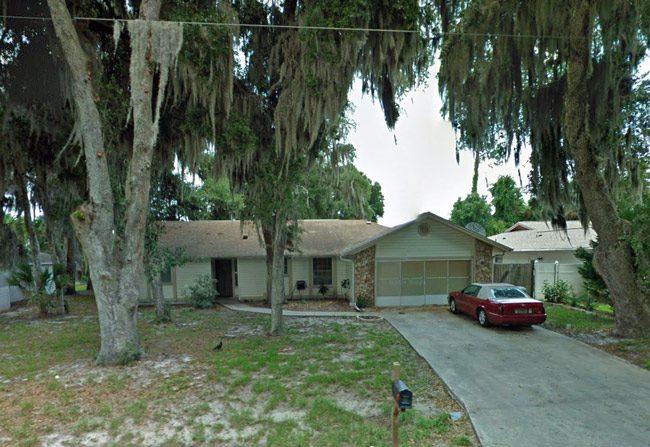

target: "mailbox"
[392,380,412,410]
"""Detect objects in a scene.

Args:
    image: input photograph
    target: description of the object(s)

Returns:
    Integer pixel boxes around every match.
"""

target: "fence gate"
[493,263,534,295]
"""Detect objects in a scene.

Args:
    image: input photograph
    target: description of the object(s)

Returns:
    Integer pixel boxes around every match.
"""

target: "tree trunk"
[151,271,170,323]
[471,150,480,194]
[16,171,45,316]
[263,226,274,306]
[0,162,19,269]
[65,230,78,295]
[564,1,650,338]
[48,0,165,363]
[270,230,286,336]
[265,216,287,336]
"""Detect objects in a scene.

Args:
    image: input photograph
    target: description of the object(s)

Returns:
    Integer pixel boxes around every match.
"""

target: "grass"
[544,303,650,370]
[543,303,615,332]
[0,295,477,446]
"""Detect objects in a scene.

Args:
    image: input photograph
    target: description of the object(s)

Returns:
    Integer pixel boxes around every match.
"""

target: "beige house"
[155,219,387,302]
[342,212,511,307]
[154,212,510,307]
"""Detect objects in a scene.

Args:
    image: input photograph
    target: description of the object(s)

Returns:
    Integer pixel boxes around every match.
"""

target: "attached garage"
[342,213,511,307]
[375,259,472,306]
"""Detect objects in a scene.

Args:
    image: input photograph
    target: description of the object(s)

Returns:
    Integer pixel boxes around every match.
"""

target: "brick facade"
[474,240,493,282]
[352,246,375,306]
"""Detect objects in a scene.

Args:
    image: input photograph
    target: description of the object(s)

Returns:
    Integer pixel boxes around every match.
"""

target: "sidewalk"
[218,299,382,318]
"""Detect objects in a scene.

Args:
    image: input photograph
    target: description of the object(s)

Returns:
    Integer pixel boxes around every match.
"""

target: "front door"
[213,259,233,298]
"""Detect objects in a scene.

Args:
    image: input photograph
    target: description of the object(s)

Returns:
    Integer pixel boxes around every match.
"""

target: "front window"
[312,258,332,285]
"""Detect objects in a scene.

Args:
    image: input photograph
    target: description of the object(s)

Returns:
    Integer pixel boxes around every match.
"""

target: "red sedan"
[448,283,547,327]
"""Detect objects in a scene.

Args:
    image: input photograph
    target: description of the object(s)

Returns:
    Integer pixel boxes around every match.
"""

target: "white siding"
[290,258,310,299]
[502,250,580,265]
[238,258,266,300]
[176,262,212,299]
[336,259,353,299]
[376,221,474,260]
[162,285,175,300]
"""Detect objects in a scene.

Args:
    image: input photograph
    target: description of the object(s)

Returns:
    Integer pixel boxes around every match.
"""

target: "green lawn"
[0,296,476,446]
[543,304,615,332]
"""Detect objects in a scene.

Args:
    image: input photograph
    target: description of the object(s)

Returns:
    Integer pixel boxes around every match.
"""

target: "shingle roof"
[490,221,597,252]
[342,212,512,256]
[505,220,587,232]
[158,220,388,258]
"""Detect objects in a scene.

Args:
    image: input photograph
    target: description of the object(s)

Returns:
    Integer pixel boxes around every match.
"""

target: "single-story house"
[490,221,597,265]
[155,219,387,302]
[155,212,511,307]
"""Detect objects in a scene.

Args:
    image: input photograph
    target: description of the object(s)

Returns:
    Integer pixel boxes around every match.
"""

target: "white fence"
[533,262,584,298]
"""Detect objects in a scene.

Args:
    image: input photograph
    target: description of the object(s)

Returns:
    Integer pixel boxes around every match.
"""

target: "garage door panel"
[449,260,471,276]
[449,277,471,293]
[377,262,401,296]
[376,259,473,307]
[425,277,447,295]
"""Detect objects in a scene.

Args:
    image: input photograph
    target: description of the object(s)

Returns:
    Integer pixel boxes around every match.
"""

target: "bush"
[187,275,218,309]
[542,280,575,304]
[356,295,368,309]
[575,242,611,305]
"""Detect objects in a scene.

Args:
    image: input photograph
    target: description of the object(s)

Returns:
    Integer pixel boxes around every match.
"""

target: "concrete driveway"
[385,309,650,447]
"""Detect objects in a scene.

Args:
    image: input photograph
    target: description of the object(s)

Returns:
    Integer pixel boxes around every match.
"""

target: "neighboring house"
[0,252,55,311]
[154,212,510,307]
[341,212,511,307]
[154,219,387,303]
[491,221,597,264]
[489,221,598,297]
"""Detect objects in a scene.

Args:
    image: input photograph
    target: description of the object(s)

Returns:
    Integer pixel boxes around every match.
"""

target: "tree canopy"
[434,0,650,336]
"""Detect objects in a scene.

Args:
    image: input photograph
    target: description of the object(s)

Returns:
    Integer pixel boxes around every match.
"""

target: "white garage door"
[375,260,472,307]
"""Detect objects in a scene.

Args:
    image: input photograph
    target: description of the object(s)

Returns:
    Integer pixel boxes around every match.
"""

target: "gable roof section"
[342,212,512,256]
[158,220,388,258]
[491,222,597,252]
[505,220,588,233]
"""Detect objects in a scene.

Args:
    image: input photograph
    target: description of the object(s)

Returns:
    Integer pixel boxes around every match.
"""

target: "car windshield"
[491,288,528,298]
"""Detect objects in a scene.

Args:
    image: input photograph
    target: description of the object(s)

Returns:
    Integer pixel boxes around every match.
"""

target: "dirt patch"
[42,354,195,389]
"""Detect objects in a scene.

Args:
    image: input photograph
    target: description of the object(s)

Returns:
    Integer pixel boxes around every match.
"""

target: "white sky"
[348,69,532,227]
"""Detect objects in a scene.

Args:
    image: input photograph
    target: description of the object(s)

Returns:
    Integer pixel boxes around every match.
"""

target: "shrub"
[575,241,611,305]
[8,263,58,316]
[542,280,575,304]
[356,295,368,309]
[187,275,218,309]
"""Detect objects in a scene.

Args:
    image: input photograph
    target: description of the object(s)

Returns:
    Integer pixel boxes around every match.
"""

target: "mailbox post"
[391,362,413,447]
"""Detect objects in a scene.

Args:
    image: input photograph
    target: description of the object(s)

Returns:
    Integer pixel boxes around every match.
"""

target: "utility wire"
[0,14,586,40]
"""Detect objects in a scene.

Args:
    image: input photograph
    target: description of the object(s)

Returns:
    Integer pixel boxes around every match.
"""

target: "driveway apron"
[386,310,650,447]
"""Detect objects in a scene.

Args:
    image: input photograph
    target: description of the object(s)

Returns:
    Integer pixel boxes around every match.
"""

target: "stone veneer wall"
[353,246,375,306]
[474,240,493,283]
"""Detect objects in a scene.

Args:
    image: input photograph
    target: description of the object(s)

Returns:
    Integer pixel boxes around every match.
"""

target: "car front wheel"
[477,308,489,327]
[449,298,458,314]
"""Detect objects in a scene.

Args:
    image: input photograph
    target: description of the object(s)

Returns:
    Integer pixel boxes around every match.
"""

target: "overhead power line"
[0,14,587,40]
